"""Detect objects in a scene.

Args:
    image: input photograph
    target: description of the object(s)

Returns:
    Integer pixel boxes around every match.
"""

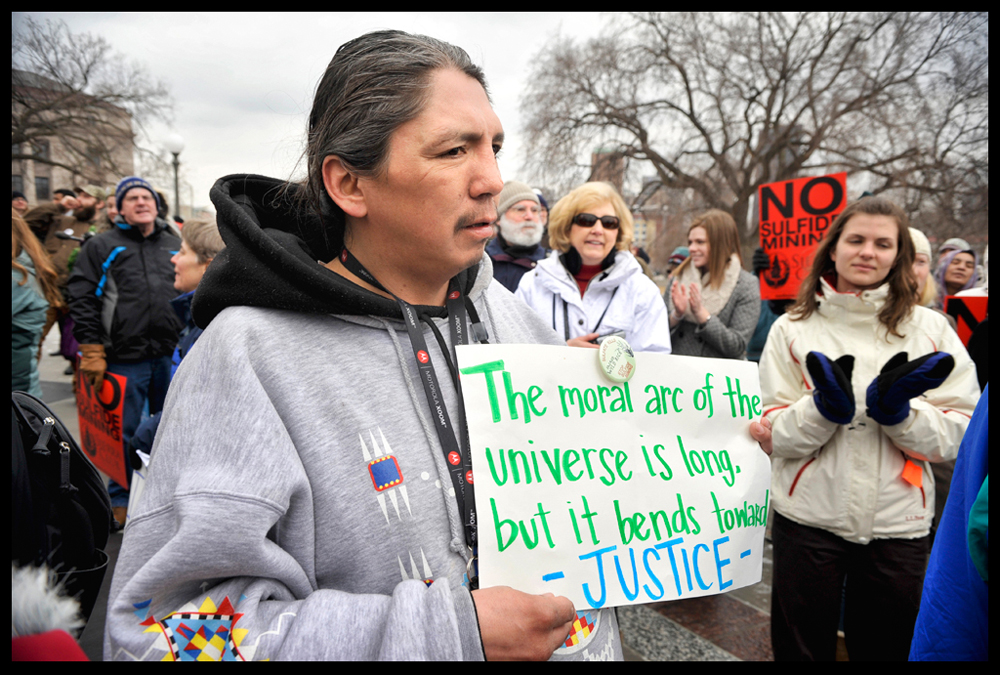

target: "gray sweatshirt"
[103,175,623,661]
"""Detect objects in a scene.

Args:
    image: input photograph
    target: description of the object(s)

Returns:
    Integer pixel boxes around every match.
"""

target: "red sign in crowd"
[757,172,848,301]
[945,295,988,347]
[76,369,129,489]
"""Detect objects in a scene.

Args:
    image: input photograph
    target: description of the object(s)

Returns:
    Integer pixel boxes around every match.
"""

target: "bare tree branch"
[521,12,988,248]
[12,16,174,184]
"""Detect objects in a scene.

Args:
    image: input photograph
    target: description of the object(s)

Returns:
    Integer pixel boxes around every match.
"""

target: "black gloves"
[752,248,770,276]
[866,351,955,426]
[806,351,856,424]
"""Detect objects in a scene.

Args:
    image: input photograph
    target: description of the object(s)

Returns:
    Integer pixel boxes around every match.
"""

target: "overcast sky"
[14,12,610,214]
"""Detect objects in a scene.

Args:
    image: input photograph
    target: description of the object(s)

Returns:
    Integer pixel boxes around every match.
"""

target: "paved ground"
[35,329,79,442]
[618,525,774,661]
[34,327,793,661]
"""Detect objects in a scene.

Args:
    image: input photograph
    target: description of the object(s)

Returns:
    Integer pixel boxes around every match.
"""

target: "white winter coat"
[515,251,672,353]
[760,278,980,544]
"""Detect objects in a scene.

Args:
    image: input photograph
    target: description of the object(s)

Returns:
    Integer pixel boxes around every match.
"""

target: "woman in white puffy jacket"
[757,195,980,661]
[515,182,671,353]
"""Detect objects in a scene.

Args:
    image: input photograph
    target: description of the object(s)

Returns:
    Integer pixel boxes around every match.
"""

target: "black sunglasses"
[572,213,620,230]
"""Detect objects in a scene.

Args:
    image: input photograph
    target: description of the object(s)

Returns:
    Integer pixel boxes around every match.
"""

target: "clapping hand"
[687,283,710,324]
[866,351,955,426]
[806,351,856,424]
[670,282,710,324]
[670,279,689,316]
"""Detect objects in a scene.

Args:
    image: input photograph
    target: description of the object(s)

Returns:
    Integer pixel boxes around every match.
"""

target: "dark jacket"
[485,235,548,293]
[128,290,206,465]
[23,203,91,287]
[168,290,203,378]
[22,201,65,244]
[66,218,182,362]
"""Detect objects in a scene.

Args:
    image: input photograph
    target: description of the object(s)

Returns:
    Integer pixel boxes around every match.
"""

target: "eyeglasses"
[509,204,541,217]
[572,213,620,230]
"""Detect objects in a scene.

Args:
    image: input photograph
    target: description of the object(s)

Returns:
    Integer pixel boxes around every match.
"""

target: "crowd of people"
[12,29,987,662]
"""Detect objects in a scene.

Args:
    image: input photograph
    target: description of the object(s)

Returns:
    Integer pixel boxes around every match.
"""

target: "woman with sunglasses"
[515,182,672,352]
[664,210,760,359]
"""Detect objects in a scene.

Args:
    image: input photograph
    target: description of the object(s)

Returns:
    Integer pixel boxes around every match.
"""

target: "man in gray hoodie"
[103,31,622,661]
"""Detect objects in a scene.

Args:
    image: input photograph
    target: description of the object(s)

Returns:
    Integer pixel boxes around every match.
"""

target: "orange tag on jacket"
[902,460,923,487]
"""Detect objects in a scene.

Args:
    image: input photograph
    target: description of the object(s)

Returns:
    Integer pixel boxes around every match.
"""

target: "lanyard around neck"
[338,247,482,555]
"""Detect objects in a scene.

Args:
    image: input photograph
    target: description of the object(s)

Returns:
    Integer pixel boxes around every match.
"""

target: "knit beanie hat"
[497,180,539,218]
[938,237,971,257]
[115,176,161,213]
[908,228,931,258]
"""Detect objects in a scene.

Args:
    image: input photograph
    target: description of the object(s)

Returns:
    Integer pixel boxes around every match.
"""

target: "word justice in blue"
[577,536,741,608]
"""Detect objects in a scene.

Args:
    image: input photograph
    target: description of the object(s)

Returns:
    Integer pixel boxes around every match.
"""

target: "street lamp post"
[164,133,185,222]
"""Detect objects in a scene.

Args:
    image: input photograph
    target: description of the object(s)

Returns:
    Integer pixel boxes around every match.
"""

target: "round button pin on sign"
[598,336,636,383]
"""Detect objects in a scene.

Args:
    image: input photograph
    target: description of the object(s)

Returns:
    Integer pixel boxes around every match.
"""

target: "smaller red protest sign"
[76,369,128,489]
[758,172,848,301]
[944,295,988,347]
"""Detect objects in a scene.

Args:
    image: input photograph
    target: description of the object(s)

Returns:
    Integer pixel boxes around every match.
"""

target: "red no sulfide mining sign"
[76,368,129,489]
[757,173,847,301]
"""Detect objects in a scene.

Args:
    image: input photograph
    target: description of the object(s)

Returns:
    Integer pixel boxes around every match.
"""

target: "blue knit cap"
[115,176,161,213]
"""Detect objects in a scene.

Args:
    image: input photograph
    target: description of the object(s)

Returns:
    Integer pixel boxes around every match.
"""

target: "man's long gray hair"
[304,30,489,226]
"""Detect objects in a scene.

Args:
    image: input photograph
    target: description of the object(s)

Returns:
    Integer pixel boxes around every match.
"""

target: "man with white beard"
[486,180,549,292]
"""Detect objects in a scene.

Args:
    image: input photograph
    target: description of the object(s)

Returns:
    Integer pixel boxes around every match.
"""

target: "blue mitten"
[866,351,955,426]
[806,351,856,424]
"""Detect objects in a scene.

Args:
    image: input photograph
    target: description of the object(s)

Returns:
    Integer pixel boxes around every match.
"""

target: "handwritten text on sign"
[456,345,771,610]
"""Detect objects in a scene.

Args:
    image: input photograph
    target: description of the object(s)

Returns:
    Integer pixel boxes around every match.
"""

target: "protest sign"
[758,172,847,301]
[456,344,770,610]
[76,369,128,489]
[944,295,988,347]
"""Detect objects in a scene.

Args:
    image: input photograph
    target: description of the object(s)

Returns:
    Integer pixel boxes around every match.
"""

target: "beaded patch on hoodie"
[137,596,248,661]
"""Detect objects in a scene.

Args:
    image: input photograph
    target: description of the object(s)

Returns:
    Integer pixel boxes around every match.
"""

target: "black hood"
[192,174,480,328]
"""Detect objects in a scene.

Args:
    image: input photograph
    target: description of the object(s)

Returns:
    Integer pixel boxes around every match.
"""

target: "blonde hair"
[909,228,936,307]
[919,273,939,307]
[671,209,743,289]
[181,218,224,263]
[547,182,634,254]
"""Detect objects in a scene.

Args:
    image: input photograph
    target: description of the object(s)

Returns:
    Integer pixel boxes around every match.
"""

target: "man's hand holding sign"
[457,344,772,614]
